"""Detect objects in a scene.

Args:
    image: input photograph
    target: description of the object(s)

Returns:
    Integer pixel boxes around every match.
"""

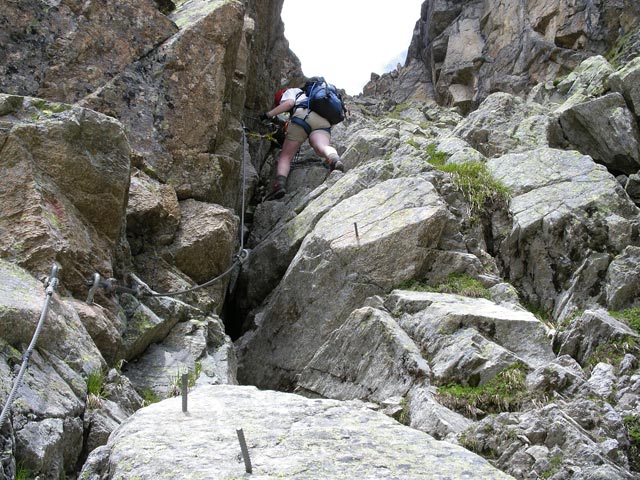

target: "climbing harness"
[85,123,251,302]
[0,263,60,428]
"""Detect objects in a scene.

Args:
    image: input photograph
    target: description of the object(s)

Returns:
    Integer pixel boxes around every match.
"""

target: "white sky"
[281,1,424,95]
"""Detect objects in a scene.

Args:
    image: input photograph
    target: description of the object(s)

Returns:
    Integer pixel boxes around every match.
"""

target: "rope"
[0,264,60,428]
[240,121,247,252]
[127,123,250,299]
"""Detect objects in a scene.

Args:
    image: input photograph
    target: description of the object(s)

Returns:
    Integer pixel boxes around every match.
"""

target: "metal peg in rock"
[181,373,188,413]
[236,428,252,474]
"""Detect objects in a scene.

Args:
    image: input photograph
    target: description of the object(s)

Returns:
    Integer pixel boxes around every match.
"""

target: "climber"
[259,82,344,200]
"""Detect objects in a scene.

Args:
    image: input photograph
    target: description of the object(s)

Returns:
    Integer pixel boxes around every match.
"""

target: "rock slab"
[80,385,514,480]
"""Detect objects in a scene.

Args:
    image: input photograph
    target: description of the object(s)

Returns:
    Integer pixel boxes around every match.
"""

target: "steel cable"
[0,264,60,428]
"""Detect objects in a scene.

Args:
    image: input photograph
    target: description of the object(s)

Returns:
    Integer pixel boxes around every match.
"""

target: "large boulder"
[605,246,640,310]
[464,398,635,479]
[79,385,514,479]
[295,288,555,441]
[0,260,104,477]
[79,0,267,207]
[123,315,237,400]
[608,57,640,117]
[556,309,639,366]
[0,0,176,102]
[452,92,551,157]
[64,299,125,366]
[0,95,131,295]
[555,92,640,174]
[387,290,554,372]
[487,147,639,317]
[126,169,181,252]
[296,305,432,402]
[0,260,104,374]
[170,199,239,287]
[237,176,459,389]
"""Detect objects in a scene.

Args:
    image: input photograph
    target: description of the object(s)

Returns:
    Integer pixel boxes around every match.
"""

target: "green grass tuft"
[610,307,640,334]
[623,414,640,471]
[142,387,161,406]
[86,369,105,396]
[426,143,510,222]
[425,143,450,166]
[436,363,529,419]
[586,337,638,369]
[606,26,640,68]
[15,462,32,480]
[399,273,490,299]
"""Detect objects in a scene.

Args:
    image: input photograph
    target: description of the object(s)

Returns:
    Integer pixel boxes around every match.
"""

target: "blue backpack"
[296,77,346,125]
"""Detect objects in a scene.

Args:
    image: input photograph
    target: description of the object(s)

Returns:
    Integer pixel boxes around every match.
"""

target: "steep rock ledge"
[0,0,639,479]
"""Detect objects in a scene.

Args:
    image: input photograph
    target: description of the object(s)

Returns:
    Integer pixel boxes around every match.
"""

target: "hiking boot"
[327,154,344,172]
[266,175,287,200]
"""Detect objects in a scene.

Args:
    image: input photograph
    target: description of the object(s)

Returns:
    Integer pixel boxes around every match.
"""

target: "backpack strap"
[290,116,312,135]
[292,90,308,114]
[294,86,315,122]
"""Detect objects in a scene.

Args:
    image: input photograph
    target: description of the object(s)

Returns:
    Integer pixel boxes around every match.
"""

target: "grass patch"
[586,337,638,369]
[610,307,640,334]
[86,369,105,396]
[523,301,552,323]
[31,98,70,116]
[407,138,421,149]
[425,143,449,165]
[392,397,411,426]
[426,143,510,222]
[436,363,529,419]
[387,102,411,119]
[606,25,640,67]
[399,273,491,299]
[431,273,490,298]
[86,369,106,410]
[168,361,202,397]
[15,463,32,480]
[623,414,640,471]
[142,387,161,406]
[541,454,564,479]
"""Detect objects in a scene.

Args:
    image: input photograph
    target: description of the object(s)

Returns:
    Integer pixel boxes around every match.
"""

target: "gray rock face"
[608,57,640,117]
[295,290,554,442]
[1,0,640,478]
[171,199,239,285]
[238,176,456,389]
[605,246,640,310]
[557,309,639,366]
[123,316,237,400]
[0,0,176,102]
[465,399,635,480]
[0,95,131,295]
[452,92,551,157]
[0,260,104,375]
[234,54,640,479]
[487,147,639,316]
[0,260,103,477]
[388,290,554,372]
[367,0,640,109]
[557,92,640,174]
[80,385,514,479]
[297,306,432,401]
[126,170,181,251]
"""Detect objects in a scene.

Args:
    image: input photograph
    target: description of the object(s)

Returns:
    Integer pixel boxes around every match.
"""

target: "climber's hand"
[259,112,271,124]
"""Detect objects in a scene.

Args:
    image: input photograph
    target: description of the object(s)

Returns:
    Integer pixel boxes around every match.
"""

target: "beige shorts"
[286,108,331,143]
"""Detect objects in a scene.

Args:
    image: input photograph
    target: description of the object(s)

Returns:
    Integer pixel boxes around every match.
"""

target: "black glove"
[259,112,271,123]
